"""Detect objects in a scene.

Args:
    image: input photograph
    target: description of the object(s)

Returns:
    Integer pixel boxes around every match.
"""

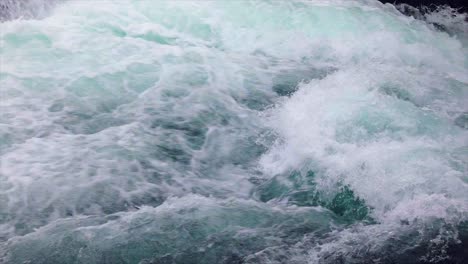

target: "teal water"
[0,1,467,263]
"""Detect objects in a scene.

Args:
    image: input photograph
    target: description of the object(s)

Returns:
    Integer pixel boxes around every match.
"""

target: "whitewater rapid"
[0,1,467,263]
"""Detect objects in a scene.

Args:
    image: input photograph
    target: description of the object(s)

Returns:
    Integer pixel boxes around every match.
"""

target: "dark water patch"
[236,89,275,111]
[48,100,65,112]
[255,171,372,223]
[272,68,335,97]
[134,32,178,46]
[380,84,414,104]
[155,143,192,165]
[454,112,468,129]
[153,116,209,151]
[447,221,468,264]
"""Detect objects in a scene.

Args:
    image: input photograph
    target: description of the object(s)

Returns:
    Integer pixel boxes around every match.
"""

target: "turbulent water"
[0,0,467,263]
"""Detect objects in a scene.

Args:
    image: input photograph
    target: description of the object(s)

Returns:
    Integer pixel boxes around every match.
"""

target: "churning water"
[0,1,467,263]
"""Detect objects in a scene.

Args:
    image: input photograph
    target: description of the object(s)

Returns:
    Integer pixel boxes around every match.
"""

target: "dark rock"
[379,1,467,13]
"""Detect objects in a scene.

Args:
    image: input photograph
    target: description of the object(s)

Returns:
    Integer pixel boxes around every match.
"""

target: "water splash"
[1,0,467,263]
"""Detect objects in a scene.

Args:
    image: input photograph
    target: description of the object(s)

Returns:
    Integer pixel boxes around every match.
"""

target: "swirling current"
[0,1,467,263]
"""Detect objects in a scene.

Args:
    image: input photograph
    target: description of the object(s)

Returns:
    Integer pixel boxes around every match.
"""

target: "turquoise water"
[0,1,467,263]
